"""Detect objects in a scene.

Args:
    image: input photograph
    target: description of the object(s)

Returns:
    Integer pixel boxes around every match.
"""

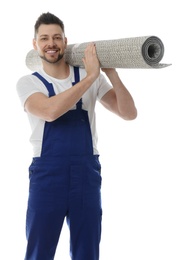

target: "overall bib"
[25,67,102,260]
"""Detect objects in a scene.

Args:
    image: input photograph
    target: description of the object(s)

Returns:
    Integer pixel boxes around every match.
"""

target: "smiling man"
[16,12,137,260]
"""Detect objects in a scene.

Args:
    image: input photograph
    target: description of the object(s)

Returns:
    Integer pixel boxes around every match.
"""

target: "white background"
[1,0,184,259]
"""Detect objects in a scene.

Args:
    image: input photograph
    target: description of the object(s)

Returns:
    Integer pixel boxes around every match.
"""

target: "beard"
[39,52,64,64]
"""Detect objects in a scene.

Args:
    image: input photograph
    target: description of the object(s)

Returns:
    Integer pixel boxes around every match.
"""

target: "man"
[16,12,137,260]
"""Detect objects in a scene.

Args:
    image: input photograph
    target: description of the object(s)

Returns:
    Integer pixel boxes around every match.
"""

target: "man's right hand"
[82,43,100,81]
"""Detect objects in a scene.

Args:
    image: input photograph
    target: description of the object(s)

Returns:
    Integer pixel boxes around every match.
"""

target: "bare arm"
[100,68,137,120]
[25,43,100,122]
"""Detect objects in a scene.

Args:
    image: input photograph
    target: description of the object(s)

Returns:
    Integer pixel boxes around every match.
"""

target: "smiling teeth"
[47,50,56,53]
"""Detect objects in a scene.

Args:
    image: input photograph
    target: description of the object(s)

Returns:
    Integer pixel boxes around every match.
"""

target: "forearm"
[42,75,96,121]
[25,74,96,122]
[105,69,137,120]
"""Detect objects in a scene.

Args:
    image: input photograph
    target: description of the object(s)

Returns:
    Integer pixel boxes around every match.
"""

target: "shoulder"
[16,71,48,107]
[77,66,109,84]
[16,73,45,95]
[16,72,43,87]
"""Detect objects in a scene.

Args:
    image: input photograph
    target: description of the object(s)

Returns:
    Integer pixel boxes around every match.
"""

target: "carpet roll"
[26,35,171,71]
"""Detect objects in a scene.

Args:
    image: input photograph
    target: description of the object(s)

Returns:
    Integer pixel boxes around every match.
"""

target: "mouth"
[45,49,59,54]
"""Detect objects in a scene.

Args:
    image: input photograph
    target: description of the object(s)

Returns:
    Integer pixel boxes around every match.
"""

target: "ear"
[64,37,68,48]
[32,38,37,50]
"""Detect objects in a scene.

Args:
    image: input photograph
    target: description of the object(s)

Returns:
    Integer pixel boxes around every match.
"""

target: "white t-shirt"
[16,66,112,156]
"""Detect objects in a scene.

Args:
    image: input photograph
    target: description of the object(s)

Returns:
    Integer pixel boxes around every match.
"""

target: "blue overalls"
[25,67,102,260]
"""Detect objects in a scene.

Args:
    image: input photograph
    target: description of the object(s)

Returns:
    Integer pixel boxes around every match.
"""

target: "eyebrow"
[39,33,63,38]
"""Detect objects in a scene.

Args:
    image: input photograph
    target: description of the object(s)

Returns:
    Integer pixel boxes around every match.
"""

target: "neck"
[42,60,70,79]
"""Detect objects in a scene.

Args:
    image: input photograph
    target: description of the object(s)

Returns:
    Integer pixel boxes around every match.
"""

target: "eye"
[40,37,48,41]
[54,36,62,40]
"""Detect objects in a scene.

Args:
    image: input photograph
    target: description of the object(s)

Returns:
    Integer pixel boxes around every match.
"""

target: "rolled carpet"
[26,35,171,71]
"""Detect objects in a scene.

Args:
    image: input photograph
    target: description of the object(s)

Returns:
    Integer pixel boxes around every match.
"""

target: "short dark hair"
[34,12,65,38]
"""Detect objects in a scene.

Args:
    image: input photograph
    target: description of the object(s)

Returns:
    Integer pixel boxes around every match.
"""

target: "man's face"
[33,24,67,64]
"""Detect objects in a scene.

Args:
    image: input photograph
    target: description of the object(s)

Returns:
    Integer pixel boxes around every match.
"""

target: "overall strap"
[72,67,82,110]
[72,66,80,86]
[32,72,55,97]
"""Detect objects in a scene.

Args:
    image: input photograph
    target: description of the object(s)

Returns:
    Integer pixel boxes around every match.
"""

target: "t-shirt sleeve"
[97,73,113,101]
[16,74,48,107]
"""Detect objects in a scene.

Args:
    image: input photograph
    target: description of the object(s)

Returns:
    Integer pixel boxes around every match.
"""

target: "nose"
[47,38,57,48]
